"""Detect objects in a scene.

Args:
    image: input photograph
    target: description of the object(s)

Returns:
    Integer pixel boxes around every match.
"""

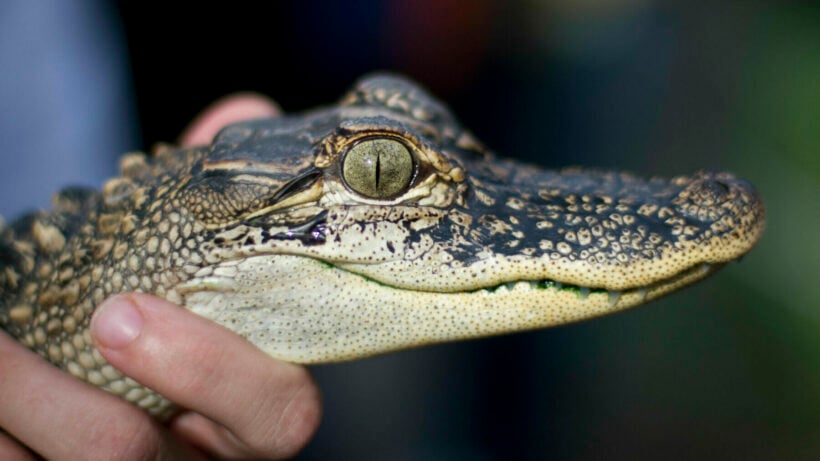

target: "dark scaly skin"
[0,75,765,417]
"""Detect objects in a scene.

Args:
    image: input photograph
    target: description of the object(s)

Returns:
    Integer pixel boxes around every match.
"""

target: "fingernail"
[91,295,144,349]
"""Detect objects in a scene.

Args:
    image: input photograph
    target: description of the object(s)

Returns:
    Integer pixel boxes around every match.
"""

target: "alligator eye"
[342,138,414,199]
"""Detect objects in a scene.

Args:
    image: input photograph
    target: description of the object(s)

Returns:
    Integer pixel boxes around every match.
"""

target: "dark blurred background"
[2,1,819,459]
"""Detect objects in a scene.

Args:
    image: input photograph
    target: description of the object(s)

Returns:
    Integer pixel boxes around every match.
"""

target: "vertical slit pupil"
[375,152,381,189]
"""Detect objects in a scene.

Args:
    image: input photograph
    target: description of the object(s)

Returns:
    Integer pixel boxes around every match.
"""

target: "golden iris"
[342,138,414,198]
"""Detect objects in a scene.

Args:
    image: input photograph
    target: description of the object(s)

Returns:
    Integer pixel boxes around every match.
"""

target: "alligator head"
[0,75,765,416]
[155,75,766,362]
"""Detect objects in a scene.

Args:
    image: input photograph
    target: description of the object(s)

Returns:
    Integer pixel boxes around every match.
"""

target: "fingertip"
[91,295,144,350]
[180,93,281,146]
[91,293,181,364]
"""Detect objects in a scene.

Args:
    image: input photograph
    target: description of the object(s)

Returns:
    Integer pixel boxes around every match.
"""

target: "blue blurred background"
[1,1,818,459]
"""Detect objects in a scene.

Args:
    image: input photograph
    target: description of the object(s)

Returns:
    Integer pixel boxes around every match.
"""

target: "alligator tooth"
[554,282,563,290]
[579,287,590,299]
[505,282,517,291]
[608,290,621,307]
[636,288,648,302]
[702,263,712,272]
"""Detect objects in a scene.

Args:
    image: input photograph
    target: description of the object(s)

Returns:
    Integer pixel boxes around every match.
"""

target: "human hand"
[0,95,322,460]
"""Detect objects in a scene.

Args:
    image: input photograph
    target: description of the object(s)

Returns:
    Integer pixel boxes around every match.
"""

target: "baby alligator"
[0,74,765,417]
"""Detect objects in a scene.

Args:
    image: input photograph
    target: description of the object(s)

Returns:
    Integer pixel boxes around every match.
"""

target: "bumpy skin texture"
[0,75,765,417]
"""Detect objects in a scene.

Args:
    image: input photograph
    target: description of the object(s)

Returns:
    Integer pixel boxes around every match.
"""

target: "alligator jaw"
[179,254,723,364]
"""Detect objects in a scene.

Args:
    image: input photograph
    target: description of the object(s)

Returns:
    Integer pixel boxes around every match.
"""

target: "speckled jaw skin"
[181,255,719,364]
[0,74,765,416]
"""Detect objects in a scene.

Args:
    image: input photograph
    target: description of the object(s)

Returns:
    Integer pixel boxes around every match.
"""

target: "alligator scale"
[0,75,765,416]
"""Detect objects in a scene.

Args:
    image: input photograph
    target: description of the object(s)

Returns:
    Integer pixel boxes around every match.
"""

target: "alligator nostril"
[673,173,739,222]
[699,178,731,199]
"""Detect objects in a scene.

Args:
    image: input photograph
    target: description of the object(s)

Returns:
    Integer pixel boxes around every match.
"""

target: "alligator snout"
[672,171,763,225]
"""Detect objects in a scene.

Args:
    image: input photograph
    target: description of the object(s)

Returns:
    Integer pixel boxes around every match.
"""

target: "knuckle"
[246,374,322,458]
[161,334,229,401]
[273,385,322,457]
[0,432,36,461]
[87,412,161,461]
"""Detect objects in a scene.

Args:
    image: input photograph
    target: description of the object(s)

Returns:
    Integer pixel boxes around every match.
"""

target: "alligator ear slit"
[270,168,322,204]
